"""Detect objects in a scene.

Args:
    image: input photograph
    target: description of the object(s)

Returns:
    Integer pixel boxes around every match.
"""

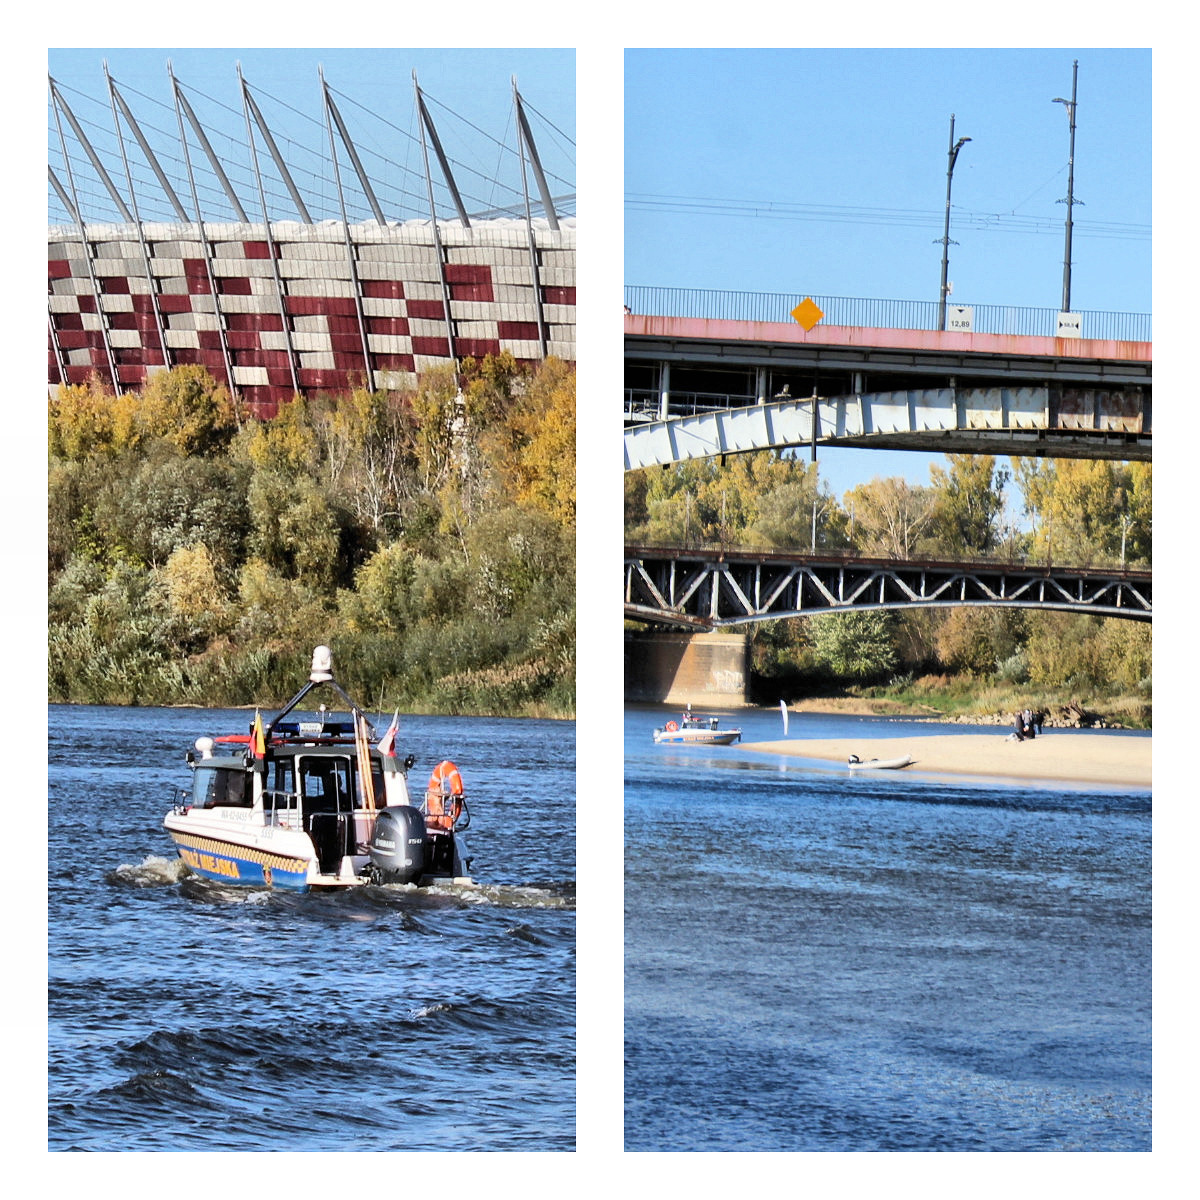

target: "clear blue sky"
[625,47,1152,506]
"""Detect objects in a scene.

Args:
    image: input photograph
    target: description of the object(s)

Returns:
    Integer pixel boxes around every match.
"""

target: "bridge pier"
[624,631,749,707]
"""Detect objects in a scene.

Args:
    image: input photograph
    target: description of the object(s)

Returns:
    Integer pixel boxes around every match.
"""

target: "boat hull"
[847,755,913,770]
[164,812,321,889]
[163,809,470,891]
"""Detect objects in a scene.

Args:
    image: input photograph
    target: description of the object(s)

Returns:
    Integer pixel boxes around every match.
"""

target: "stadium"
[48,58,576,416]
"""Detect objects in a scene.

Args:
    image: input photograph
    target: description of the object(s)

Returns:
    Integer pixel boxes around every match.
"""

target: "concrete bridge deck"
[624,315,1151,469]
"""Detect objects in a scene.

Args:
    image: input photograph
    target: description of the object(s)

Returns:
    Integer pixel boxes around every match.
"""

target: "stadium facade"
[48,217,575,415]
[48,64,575,417]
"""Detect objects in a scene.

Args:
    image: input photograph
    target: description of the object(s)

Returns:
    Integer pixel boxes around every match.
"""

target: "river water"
[47,704,575,1152]
[624,705,1151,1152]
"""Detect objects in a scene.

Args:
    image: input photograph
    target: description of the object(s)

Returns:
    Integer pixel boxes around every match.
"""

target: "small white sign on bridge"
[947,305,974,332]
[1057,312,1082,338]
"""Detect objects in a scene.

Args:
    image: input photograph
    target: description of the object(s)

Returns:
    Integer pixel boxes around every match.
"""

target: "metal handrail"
[624,284,1151,343]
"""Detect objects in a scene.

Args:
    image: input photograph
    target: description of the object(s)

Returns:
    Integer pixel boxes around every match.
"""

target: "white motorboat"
[163,646,472,890]
[653,706,742,746]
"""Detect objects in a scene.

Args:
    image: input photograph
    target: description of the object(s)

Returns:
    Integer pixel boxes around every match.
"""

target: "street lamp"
[937,113,971,331]
[1053,60,1080,314]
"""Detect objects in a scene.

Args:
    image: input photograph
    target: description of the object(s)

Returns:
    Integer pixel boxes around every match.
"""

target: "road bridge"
[624,309,1151,470]
[624,545,1152,629]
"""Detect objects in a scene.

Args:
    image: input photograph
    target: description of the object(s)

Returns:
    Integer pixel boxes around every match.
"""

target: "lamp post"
[938,114,971,331]
[1053,60,1079,314]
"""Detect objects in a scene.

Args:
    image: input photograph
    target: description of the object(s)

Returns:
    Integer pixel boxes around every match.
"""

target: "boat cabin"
[188,731,409,875]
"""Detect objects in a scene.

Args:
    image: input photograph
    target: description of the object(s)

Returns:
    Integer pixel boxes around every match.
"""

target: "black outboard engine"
[367,806,427,884]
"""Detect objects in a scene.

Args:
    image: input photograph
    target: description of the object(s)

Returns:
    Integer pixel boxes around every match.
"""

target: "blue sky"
[624,47,1151,506]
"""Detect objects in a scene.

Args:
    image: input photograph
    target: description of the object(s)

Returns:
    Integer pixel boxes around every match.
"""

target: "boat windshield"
[192,762,251,809]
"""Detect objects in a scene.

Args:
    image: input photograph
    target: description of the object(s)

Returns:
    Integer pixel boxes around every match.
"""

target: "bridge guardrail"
[624,285,1151,343]
[625,543,1152,579]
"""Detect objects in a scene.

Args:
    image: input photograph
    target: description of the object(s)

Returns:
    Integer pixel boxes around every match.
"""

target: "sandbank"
[741,730,1151,788]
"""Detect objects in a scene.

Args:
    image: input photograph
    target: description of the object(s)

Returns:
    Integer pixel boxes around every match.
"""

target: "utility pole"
[1053,61,1080,313]
[937,114,971,331]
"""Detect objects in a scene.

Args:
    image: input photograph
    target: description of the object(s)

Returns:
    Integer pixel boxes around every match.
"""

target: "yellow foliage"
[490,357,576,526]
[49,378,118,460]
[244,395,319,475]
[161,544,224,621]
[49,366,236,461]
[136,365,237,455]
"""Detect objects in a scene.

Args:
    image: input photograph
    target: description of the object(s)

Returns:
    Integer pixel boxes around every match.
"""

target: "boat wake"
[133,870,576,912]
[107,850,573,912]
[105,856,190,888]
[368,878,575,910]
[454,881,575,909]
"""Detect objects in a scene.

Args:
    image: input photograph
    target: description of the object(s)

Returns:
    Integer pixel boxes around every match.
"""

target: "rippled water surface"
[625,706,1151,1152]
[48,704,575,1152]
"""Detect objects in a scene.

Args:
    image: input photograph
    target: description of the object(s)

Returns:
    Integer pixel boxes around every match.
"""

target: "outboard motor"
[367,806,427,884]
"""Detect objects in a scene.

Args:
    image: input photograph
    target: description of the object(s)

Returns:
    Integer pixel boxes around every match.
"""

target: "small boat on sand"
[163,646,472,890]
[847,753,913,771]
[653,705,742,746]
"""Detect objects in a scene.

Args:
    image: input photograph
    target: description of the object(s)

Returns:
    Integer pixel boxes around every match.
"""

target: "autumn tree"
[935,607,1028,676]
[484,356,576,527]
[844,476,935,558]
[808,610,899,681]
[410,363,462,492]
[1013,458,1151,566]
[137,365,238,455]
[317,387,416,537]
[48,375,138,460]
[927,454,1008,556]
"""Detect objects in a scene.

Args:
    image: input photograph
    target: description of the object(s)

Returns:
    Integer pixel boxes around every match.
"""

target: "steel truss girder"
[624,548,1152,628]
[623,385,1151,470]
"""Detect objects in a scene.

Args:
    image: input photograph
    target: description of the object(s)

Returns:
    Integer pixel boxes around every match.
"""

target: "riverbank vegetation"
[49,357,575,716]
[625,451,1152,728]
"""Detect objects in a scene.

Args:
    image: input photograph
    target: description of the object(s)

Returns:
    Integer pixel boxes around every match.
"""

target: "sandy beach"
[742,730,1151,788]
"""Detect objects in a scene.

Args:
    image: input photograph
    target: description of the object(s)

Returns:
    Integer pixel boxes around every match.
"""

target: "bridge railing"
[624,285,1151,343]
[626,542,1152,579]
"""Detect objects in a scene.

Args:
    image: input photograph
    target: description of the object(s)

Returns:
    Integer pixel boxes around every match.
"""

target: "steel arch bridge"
[624,545,1152,629]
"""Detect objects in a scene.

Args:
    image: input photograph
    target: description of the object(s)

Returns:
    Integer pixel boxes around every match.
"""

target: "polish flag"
[378,712,399,757]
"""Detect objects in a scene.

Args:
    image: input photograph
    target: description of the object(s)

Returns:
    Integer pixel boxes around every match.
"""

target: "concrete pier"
[624,632,748,706]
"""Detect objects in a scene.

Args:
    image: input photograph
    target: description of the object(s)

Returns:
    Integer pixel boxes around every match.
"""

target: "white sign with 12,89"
[947,305,973,332]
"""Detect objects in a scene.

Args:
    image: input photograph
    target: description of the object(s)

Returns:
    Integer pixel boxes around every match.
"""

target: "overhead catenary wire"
[625,191,1149,241]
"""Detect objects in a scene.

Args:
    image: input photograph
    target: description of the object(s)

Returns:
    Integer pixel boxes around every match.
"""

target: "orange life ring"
[427,760,464,796]
[425,760,464,830]
[665,721,679,732]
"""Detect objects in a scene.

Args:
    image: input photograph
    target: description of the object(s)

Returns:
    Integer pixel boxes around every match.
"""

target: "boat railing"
[418,794,472,833]
[264,788,303,830]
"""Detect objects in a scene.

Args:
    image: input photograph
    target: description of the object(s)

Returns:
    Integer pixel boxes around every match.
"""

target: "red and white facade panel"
[49,218,576,417]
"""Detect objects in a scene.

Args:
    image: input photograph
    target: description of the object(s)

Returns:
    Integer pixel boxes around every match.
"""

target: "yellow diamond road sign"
[791,297,824,331]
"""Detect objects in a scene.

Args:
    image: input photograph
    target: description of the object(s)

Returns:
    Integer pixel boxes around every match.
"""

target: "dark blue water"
[48,704,575,1152]
[624,705,1151,1152]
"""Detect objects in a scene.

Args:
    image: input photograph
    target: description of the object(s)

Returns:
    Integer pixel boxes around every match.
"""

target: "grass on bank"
[791,673,1151,730]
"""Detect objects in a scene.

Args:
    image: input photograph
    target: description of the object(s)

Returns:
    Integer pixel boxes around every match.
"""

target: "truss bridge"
[624,545,1152,629]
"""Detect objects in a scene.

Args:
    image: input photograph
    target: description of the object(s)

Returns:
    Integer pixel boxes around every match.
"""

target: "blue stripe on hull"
[173,840,311,891]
